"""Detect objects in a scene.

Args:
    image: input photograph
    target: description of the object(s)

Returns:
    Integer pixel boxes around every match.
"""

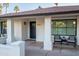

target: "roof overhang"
[0,10,79,18]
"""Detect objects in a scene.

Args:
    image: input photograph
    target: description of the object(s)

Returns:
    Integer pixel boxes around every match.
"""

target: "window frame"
[0,21,7,34]
[51,19,77,36]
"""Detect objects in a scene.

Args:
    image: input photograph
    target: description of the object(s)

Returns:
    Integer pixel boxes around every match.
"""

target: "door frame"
[30,21,36,40]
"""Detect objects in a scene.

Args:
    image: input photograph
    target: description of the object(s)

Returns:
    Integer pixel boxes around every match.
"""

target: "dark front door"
[30,21,36,39]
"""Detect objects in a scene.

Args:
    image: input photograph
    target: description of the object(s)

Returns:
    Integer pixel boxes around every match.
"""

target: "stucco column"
[44,17,52,50]
[77,16,79,45]
[7,19,14,43]
[14,20,23,41]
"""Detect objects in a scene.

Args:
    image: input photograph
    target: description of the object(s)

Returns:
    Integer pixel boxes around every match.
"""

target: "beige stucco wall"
[43,17,52,50]
[22,21,28,40]
[22,19,29,40]
[8,17,48,42]
[77,16,79,45]
[36,18,44,42]
[13,15,79,46]
[23,18,44,42]
[14,19,23,41]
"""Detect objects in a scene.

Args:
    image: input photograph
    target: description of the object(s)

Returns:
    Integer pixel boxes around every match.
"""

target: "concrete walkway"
[25,41,79,56]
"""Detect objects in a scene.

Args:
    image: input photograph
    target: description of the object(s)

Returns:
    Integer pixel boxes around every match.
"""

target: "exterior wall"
[36,18,44,42]
[13,16,78,43]
[22,18,36,40]
[8,16,78,44]
[44,17,52,50]
[14,18,37,41]
[22,19,29,40]
[26,18,36,39]
[22,21,28,40]
[77,16,79,45]
[19,18,44,42]
[14,19,23,41]
[7,19,15,43]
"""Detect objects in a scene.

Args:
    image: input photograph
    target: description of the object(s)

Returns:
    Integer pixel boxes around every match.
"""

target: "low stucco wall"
[0,37,6,44]
[0,41,25,56]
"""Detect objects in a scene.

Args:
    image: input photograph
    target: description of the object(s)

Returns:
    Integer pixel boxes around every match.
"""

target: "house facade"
[0,5,79,50]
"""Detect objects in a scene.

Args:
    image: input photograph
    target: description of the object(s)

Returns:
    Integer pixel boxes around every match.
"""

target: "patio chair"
[67,36,77,47]
[60,36,69,45]
[54,35,61,44]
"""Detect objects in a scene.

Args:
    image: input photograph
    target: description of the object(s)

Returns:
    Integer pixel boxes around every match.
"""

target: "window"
[51,19,76,35]
[0,21,7,34]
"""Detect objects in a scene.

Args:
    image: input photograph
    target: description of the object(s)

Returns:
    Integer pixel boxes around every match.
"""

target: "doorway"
[30,21,36,40]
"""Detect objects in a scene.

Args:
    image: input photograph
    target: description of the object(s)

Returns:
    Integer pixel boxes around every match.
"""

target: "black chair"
[67,36,77,47]
[54,35,61,44]
[60,36,69,45]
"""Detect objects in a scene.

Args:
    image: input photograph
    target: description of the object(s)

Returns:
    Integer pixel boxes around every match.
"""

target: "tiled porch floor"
[25,41,79,56]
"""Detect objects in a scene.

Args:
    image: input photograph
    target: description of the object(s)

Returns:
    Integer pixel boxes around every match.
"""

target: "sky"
[2,3,79,14]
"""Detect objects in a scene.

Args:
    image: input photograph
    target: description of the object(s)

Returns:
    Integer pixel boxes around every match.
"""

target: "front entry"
[30,21,36,40]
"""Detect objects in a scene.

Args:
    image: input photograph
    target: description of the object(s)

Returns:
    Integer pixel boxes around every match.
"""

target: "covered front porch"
[0,16,52,50]
[0,14,79,51]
